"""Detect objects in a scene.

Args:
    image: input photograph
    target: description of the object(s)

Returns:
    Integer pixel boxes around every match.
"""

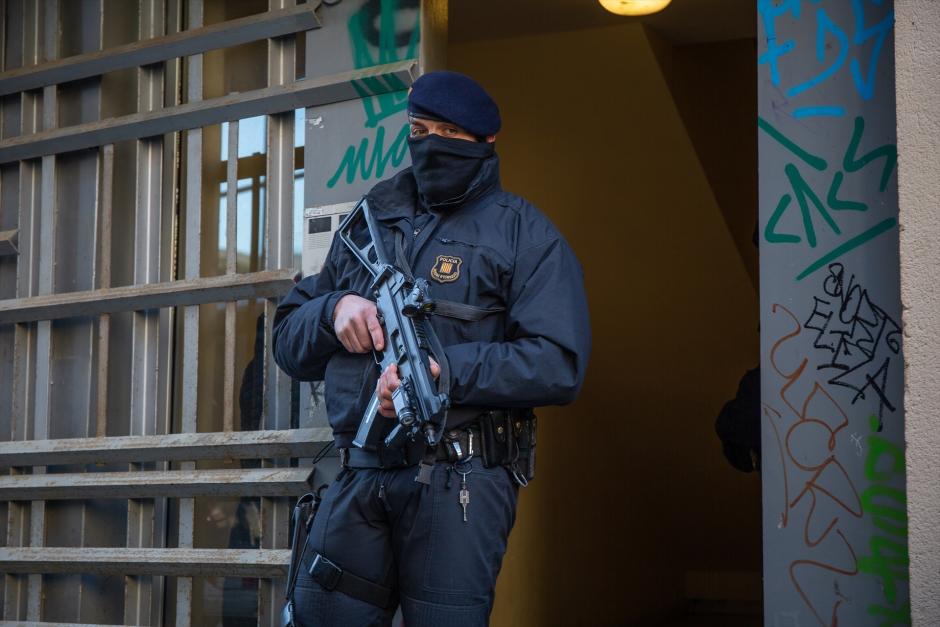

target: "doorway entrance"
[448,2,762,625]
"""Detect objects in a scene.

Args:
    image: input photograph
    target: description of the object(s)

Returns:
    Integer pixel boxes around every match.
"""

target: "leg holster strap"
[308,552,394,609]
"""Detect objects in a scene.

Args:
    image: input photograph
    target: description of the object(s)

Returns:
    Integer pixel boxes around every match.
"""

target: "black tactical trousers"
[293,456,518,627]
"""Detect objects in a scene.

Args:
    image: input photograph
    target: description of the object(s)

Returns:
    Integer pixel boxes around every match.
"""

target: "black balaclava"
[408,134,495,209]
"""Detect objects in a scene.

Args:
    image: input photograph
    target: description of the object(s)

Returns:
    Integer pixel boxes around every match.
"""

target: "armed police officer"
[272,71,591,627]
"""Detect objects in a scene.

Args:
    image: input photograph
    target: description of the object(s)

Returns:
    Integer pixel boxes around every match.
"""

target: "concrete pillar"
[896,2,940,625]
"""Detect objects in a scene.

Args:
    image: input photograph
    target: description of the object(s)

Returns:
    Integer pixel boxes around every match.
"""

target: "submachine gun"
[337,198,450,461]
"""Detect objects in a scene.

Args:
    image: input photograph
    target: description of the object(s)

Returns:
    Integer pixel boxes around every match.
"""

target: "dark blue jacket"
[272,154,591,447]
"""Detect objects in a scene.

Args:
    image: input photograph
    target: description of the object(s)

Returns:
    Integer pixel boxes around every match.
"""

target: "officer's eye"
[410,126,427,137]
[443,127,458,135]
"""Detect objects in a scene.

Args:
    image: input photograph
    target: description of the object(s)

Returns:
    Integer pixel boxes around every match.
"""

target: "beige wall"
[648,35,759,291]
[450,23,760,626]
[896,3,940,625]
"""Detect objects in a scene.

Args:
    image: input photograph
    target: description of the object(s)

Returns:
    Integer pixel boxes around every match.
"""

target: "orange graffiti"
[767,303,864,627]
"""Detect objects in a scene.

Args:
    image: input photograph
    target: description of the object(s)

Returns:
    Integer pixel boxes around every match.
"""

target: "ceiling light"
[599,0,673,16]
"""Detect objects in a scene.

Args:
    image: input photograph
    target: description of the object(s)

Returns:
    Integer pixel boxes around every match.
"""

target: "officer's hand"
[332,294,385,354]
[377,359,440,418]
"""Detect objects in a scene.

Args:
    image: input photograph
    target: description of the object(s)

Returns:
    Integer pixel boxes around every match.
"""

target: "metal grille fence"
[0,0,416,624]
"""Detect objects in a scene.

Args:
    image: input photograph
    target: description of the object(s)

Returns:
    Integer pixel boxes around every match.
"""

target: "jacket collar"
[366,154,502,222]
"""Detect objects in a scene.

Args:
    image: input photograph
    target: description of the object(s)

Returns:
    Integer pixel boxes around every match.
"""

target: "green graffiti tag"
[348,0,419,128]
[843,117,897,193]
[327,123,409,188]
[758,116,898,281]
[858,414,911,626]
[327,0,419,189]
[794,218,897,282]
[758,117,828,170]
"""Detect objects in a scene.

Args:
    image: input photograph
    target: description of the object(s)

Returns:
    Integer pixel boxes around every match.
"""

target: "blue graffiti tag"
[786,8,849,99]
[794,106,846,118]
[849,0,894,100]
[758,0,894,118]
[758,0,801,87]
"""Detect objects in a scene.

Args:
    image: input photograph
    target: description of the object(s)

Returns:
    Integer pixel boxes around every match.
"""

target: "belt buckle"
[338,448,349,468]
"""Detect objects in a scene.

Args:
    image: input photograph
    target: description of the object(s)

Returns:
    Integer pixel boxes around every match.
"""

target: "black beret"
[408,71,501,137]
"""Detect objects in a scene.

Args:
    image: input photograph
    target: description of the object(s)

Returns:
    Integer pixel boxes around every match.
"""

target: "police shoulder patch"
[431,255,462,283]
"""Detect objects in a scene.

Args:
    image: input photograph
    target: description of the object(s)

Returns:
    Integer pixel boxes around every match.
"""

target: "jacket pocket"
[437,237,477,248]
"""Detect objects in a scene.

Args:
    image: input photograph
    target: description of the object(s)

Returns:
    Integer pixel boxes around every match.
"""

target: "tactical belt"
[340,424,479,470]
[339,446,417,469]
[309,553,395,609]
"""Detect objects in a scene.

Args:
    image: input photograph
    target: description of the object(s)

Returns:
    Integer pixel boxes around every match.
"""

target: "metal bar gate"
[0,0,417,624]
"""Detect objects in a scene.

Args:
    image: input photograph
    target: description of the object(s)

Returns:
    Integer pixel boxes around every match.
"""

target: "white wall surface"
[896,2,940,624]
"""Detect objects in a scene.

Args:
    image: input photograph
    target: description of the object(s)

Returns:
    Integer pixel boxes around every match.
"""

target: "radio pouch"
[512,412,537,483]
[479,410,514,467]
[479,410,538,484]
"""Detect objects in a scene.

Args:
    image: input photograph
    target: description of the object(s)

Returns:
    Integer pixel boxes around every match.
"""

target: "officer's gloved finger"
[366,314,384,352]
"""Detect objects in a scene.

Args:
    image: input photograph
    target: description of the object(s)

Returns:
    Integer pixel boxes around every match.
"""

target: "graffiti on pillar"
[804,263,901,427]
[758,1,907,625]
[758,116,897,282]
[327,0,419,189]
[759,0,894,118]
[764,302,862,627]
[858,414,910,623]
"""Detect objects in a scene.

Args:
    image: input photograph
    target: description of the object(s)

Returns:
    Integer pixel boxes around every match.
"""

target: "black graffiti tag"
[804,263,901,428]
